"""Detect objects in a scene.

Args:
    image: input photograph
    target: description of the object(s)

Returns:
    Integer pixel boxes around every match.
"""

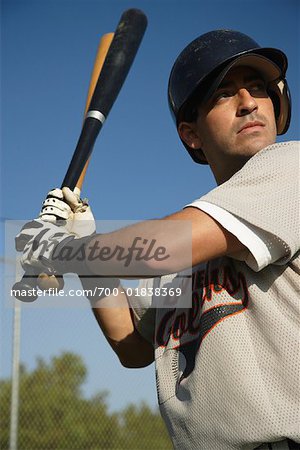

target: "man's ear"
[178,122,202,149]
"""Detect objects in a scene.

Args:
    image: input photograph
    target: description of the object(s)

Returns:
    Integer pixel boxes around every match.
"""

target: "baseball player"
[15,30,299,449]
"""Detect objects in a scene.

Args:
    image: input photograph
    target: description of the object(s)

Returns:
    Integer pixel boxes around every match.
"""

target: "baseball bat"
[13,32,114,298]
[37,32,114,292]
[13,9,148,301]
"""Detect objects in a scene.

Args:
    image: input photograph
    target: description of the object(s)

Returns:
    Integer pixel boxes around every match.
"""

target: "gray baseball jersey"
[128,141,300,450]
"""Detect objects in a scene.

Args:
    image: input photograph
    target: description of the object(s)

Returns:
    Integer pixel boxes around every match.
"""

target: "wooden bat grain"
[77,33,114,191]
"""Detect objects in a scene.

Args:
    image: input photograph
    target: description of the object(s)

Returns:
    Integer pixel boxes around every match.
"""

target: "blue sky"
[1,0,299,411]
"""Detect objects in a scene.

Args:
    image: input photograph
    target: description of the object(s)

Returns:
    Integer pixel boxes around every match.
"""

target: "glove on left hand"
[15,219,93,277]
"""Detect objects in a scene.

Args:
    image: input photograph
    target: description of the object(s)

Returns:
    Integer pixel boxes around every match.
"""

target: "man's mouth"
[238,121,265,134]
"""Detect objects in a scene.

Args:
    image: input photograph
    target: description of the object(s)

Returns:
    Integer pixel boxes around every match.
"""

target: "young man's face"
[179,65,277,183]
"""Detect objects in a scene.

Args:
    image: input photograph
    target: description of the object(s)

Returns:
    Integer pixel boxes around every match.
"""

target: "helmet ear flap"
[268,89,280,120]
[267,78,291,135]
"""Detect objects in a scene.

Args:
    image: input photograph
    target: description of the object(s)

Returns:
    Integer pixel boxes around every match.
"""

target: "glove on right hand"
[39,187,96,237]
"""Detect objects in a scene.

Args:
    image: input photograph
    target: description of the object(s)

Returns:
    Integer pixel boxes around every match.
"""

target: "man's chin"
[237,135,276,156]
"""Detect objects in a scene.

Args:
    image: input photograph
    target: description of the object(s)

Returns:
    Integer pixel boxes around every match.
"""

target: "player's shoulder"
[258,140,299,157]
[199,140,298,207]
[252,140,299,162]
[229,140,299,184]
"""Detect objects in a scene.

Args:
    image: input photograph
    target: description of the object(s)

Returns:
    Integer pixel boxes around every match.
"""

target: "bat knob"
[12,270,39,302]
[12,271,65,302]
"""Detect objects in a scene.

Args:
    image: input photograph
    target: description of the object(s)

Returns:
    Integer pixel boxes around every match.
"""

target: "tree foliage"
[0,352,172,449]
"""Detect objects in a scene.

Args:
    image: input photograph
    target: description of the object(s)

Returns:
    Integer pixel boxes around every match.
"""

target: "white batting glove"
[15,219,76,275]
[15,188,119,300]
[39,187,96,237]
[15,187,95,275]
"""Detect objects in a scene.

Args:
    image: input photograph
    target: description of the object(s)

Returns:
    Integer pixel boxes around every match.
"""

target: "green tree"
[118,403,172,449]
[0,352,172,449]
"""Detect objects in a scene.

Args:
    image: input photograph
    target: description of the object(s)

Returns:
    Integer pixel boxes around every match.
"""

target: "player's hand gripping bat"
[13,9,148,301]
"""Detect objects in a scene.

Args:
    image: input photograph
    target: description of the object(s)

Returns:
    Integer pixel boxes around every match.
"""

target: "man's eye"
[249,83,267,94]
[214,91,232,102]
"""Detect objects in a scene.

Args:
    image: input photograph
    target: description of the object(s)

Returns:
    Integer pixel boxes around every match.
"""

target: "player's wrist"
[52,234,96,276]
[79,276,121,303]
[53,234,122,303]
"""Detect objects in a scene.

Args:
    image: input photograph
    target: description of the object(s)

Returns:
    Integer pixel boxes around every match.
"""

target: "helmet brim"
[202,53,282,105]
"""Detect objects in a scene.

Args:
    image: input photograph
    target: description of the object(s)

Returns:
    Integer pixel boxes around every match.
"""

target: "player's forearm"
[47,207,244,279]
[84,216,191,278]
[84,208,244,278]
[91,289,154,368]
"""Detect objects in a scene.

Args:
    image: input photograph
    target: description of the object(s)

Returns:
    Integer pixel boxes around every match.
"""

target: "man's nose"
[236,88,258,116]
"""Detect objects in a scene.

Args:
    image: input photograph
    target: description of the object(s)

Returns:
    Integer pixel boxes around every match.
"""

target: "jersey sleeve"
[186,141,300,271]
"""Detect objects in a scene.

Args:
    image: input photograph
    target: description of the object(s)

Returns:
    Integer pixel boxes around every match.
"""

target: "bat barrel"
[62,8,147,190]
[89,9,148,116]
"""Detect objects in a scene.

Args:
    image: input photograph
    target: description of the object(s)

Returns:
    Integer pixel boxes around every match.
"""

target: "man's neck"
[213,154,252,185]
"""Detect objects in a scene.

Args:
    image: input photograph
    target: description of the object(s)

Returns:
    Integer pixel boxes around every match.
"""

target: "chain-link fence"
[1,304,172,450]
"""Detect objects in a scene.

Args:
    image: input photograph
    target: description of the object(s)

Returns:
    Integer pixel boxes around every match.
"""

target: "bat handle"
[12,269,64,302]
